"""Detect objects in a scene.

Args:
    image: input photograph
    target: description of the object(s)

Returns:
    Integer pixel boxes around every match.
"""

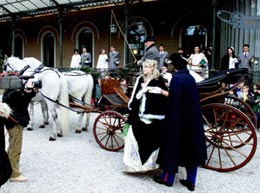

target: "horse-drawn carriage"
[2,56,257,173]
[82,68,257,173]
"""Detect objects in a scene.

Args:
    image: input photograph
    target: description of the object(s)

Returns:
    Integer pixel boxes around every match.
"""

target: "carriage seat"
[101,78,128,108]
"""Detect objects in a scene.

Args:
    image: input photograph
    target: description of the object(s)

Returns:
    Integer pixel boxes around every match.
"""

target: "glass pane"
[127,24,145,65]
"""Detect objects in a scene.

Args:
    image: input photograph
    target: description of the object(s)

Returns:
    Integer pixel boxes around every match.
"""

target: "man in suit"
[158,45,169,71]
[237,44,254,85]
[108,45,120,70]
[136,36,160,68]
[108,45,120,77]
[81,47,92,68]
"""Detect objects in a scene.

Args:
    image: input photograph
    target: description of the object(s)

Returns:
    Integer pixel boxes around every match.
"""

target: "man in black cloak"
[154,54,207,191]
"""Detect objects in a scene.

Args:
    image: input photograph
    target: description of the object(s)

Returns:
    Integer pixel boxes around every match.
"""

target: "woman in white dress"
[96,48,108,77]
[70,49,81,69]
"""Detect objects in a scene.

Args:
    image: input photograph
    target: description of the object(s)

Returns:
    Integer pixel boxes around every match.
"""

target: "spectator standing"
[108,45,120,70]
[158,45,169,71]
[2,80,39,182]
[177,47,188,59]
[203,46,212,69]
[237,44,254,86]
[70,48,81,69]
[81,47,92,68]
[154,55,207,191]
[94,76,102,106]
[96,48,108,78]
[187,46,208,79]
[161,63,172,88]
[253,82,260,130]
[136,36,160,68]
[123,59,168,173]
[108,45,120,77]
[221,46,238,70]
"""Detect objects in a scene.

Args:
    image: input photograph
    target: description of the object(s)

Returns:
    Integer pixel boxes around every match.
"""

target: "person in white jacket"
[70,49,81,69]
[96,48,108,78]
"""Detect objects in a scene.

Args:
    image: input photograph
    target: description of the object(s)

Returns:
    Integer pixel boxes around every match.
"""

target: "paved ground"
[1,103,260,193]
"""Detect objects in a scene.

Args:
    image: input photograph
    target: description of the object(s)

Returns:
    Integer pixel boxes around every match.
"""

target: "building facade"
[0,0,259,72]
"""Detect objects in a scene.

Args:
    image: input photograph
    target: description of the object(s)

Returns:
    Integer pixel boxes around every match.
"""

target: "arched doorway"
[42,32,55,67]
[182,25,209,55]
[78,29,93,67]
[14,35,24,58]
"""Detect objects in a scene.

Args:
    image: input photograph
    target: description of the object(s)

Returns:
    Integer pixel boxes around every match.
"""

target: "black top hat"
[144,36,157,42]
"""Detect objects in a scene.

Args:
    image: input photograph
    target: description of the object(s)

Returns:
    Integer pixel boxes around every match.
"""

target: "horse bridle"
[3,60,15,71]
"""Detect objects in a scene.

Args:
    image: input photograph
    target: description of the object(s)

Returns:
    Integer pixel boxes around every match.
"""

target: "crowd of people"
[2,35,259,192]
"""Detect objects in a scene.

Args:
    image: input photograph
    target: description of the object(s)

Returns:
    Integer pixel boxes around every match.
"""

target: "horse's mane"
[23,57,42,70]
[6,56,27,71]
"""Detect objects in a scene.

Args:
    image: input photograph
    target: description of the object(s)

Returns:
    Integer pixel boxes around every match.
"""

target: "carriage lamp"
[110,24,117,33]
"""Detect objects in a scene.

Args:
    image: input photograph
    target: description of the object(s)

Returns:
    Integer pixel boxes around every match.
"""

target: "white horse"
[3,56,69,141]
[22,57,49,129]
[22,57,94,133]
[62,70,94,133]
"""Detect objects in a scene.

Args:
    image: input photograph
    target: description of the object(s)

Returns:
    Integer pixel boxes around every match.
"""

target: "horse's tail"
[59,74,69,135]
[84,74,94,106]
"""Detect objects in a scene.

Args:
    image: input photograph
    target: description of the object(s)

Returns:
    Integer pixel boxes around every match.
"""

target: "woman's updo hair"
[142,59,160,80]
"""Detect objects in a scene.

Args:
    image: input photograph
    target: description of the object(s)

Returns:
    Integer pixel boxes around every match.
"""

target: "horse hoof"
[82,127,87,131]
[57,133,63,137]
[39,125,45,128]
[44,121,49,125]
[75,130,81,134]
[27,127,33,131]
[49,137,56,141]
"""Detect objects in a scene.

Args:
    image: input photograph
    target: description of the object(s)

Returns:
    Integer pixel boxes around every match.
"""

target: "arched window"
[78,29,93,67]
[182,25,208,55]
[14,35,23,58]
[127,24,146,65]
[42,32,55,67]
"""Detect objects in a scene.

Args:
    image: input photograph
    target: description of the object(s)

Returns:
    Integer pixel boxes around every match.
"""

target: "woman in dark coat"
[154,55,207,191]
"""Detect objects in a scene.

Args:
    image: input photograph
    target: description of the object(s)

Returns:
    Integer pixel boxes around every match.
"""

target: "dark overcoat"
[137,44,160,67]
[127,75,168,164]
[159,69,207,173]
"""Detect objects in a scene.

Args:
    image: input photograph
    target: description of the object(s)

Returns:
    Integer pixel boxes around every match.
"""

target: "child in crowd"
[94,76,102,106]
[119,78,128,94]
[252,82,260,130]
[238,83,254,106]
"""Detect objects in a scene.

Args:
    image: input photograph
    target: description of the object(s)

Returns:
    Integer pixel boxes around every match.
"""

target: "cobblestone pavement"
[1,103,260,193]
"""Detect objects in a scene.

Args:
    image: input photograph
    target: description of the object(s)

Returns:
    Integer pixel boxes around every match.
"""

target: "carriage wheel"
[93,110,126,151]
[202,103,257,172]
[224,95,257,127]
